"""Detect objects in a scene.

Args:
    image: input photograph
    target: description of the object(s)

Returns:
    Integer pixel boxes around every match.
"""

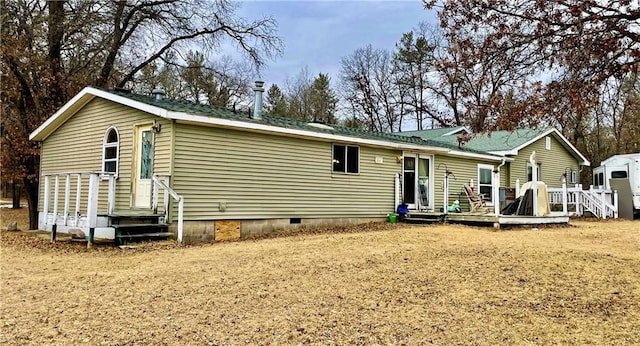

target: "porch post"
[600,190,607,219]
[107,174,116,215]
[443,172,449,215]
[493,169,500,216]
[576,184,583,216]
[164,176,170,217]
[43,175,50,229]
[562,177,568,216]
[87,173,99,248]
[53,175,59,227]
[152,175,159,214]
[177,197,184,243]
[394,173,400,211]
[74,174,82,226]
[63,174,71,226]
[530,153,538,217]
[613,190,619,219]
[515,179,520,198]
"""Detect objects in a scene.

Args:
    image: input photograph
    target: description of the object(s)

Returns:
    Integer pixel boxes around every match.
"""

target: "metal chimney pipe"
[252,80,265,120]
[152,88,165,102]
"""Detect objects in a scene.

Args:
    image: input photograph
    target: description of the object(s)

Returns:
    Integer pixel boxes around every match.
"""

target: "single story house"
[29,84,589,242]
[400,126,590,208]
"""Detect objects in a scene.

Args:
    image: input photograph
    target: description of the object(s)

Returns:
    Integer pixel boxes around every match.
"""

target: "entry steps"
[109,213,172,245]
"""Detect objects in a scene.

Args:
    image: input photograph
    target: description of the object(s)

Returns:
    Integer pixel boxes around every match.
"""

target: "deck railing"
[41,172,116,242]
[547,184,618,219]
[42,172,185,243]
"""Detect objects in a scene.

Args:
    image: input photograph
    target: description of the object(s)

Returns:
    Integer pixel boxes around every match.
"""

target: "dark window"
[527,163,541,182]
[611,170,628,179]
[346,146,359,173]
[333,144,359,174]
[105,147,117,159]
[106,129,118,143]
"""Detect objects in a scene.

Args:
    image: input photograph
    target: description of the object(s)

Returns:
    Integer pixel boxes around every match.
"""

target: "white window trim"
[545,136,551,150]
[477,164,494,205]
[102,126,120,179]
[332,144,360,175]
[570,170,577,184]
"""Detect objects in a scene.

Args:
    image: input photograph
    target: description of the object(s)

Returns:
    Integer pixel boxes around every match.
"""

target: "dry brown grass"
[0,204,30,232]
[1,206,639,345]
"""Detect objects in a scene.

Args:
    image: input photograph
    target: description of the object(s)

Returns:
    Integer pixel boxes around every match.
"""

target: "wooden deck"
[404,211,570,227]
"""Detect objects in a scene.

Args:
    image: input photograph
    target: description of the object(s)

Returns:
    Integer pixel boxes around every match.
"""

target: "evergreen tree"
[309,73,338,124]
[265,84,289,115]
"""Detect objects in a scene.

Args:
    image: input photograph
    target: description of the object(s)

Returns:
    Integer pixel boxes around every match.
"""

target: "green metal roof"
[400,127,551,153]
[400,126,467,140]
[109,89,493,154]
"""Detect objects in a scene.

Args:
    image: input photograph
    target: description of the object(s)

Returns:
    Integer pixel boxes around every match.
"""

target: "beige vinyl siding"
[38,98,172,213]
[508,135,579,188]
[432,155,506,209]
[172,123,402,220]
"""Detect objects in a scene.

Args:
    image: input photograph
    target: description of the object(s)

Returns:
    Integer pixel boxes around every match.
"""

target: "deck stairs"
[403,212,444,224]
[109,213,172,245]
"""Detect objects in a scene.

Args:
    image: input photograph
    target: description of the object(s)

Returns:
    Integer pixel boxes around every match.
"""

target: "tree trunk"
[23,177,39,230]
[12,182,21,209]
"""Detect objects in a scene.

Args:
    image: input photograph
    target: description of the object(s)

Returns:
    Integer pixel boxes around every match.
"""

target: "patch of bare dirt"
[1,206,639,344]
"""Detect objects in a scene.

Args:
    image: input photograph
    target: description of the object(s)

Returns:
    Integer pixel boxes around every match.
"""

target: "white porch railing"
[151,175,184,243]
[42,172,185,244]
[547,183,618,219]
[42,172,115,245]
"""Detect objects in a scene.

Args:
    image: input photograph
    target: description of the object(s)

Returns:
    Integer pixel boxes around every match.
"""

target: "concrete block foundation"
[172,217,385,243]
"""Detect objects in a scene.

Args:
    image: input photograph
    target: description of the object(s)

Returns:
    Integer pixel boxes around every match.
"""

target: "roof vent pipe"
[152,88,165,102]
[252,80,265,120]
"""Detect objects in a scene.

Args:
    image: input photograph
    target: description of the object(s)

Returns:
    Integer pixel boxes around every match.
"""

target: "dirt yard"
[1,207,639,344]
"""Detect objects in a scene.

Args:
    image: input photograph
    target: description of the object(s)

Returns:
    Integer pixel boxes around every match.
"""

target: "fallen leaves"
[0,213,639,344]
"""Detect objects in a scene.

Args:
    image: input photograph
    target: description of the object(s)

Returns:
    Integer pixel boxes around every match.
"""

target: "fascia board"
[30,87,169,141]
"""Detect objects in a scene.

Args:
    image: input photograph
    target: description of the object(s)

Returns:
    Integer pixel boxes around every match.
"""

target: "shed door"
[134,125,154,208]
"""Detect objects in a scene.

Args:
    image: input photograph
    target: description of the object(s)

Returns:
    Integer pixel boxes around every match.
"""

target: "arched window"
[102,127,120,177]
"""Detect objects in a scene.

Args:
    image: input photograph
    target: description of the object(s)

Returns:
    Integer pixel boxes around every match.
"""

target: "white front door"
[134,125,154,208]
[402,154,433,211]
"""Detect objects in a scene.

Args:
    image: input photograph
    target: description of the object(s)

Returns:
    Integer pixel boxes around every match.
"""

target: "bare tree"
[1,0,282,228]
[339,45,404,132]
[427,0,639,84]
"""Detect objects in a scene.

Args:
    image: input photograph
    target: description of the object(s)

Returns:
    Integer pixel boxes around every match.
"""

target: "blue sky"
[236,0,438,88]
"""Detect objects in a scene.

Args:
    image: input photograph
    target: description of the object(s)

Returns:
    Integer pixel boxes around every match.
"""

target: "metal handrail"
[152,175,184,243]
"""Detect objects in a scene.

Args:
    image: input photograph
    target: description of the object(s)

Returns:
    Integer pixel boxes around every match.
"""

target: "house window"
[527,163,541,182]
[596,172,604,187]
[611,170,628,179]
[333,144,359,174]
[102,127,119,177]
[570,170,577,184]
[545,136,551,150]
[477,164,494,204]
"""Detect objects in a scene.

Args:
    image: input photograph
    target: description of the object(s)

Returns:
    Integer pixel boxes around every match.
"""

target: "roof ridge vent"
[307,122,333,130]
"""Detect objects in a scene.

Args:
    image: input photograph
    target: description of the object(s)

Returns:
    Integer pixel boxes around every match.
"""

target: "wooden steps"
[110,213,173,245]
[403,213,444,224]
